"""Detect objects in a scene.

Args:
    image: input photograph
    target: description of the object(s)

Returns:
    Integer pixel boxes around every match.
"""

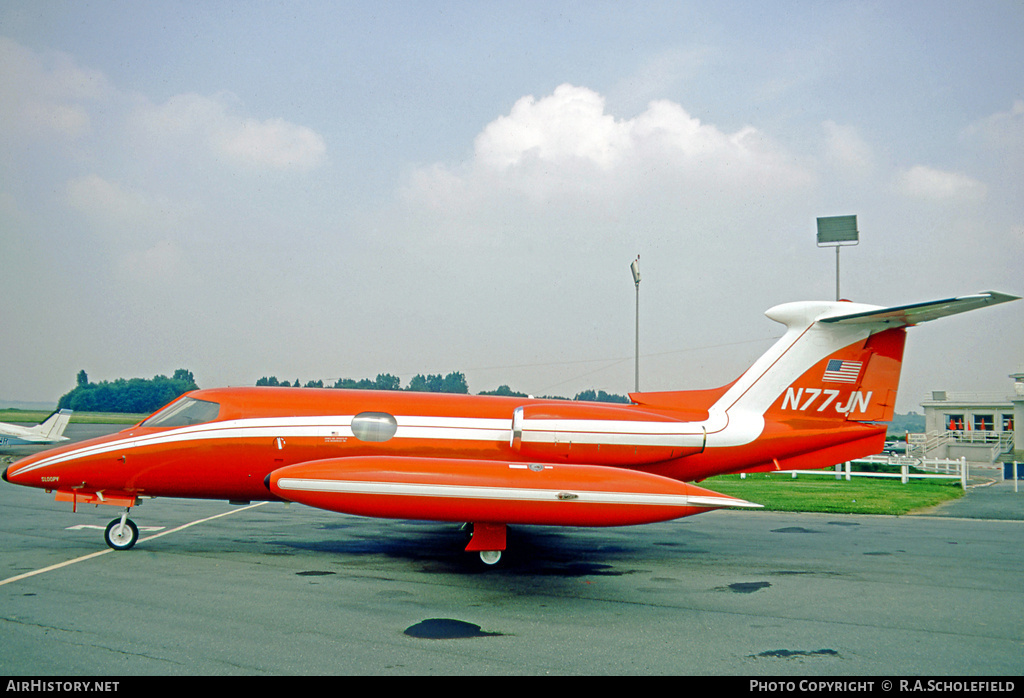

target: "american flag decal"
[822,359,862,383]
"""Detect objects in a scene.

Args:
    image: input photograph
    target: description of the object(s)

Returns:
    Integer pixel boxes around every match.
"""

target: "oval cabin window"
[351,412,398,442]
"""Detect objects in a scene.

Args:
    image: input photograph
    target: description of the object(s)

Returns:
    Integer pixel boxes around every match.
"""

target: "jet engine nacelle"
[268,455,757,528]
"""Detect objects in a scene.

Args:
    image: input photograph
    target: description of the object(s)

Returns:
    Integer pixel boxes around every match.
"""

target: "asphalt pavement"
[1,428,1021,676]
[916,465,1024,521]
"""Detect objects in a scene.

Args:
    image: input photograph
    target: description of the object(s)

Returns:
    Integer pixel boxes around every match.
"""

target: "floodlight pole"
[835,246,841,301]
[631,255,641,393]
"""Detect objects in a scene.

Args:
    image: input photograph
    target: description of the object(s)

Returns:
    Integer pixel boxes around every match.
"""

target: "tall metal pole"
[630,256,641,393]
[836,246,841,301]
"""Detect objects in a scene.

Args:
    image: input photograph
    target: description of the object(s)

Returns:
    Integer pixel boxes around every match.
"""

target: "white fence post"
[960,457,967,490]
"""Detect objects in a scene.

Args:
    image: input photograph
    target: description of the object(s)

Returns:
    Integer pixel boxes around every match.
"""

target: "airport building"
[915,372,1023,469]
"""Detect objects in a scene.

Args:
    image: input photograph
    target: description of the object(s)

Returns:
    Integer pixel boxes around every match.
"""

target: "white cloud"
[408,84,813,217]
[964,99,1024,150]
[65,175,195,280]
[66,175,169,237]
[0,36,112,139]
[475,84,628,170]
[134,92,326,171]
[473,84,801,177]
[821,120,875,178]
[212,116,327,170]
[894,165,987,203]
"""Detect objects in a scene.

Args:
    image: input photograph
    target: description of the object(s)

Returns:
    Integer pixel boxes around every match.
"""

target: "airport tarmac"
[2,445,1022,677]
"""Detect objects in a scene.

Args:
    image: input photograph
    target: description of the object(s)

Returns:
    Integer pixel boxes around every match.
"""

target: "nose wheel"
[104,511,139,550]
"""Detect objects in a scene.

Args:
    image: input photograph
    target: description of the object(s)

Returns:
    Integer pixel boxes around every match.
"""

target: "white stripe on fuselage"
[7,415,512,476]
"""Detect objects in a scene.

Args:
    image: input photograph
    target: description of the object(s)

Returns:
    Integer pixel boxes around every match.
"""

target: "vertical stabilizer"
[35,409,73,441]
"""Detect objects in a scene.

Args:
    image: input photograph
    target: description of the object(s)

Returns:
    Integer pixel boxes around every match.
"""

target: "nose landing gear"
[104,510,139,550]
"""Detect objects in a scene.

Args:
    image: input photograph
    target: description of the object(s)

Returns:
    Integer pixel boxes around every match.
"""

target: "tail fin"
[712,292,1019,434]
[32,409,73,441]
[633,292,1017,478]
[763,320,906,424]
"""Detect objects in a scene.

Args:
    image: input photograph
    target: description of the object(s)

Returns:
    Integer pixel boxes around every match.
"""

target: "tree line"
[256,371,629,403]
[256,372,468,393]
[57,369,199,414]
[56,368,630,414]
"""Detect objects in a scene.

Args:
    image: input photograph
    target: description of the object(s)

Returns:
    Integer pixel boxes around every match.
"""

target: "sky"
[1,0,1022,413]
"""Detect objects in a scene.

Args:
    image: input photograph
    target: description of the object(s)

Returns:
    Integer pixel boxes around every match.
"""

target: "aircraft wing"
[820,291,1020,327]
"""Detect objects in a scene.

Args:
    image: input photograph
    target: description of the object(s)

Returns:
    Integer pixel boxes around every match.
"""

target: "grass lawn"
[0,409,147,425]
[705,472,964,515]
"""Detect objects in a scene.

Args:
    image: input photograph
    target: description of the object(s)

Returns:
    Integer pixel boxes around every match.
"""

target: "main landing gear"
[463,522,506,565]
[104,509,139,551]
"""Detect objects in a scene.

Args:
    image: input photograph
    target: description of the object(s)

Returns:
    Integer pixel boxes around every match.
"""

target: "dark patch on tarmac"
[754,648,840,659]
[404,619,503,639]
[725,581,771,594]
[270,524,645,577]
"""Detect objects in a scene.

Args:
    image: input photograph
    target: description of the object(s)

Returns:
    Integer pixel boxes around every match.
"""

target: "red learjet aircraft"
[4,292,1018,564]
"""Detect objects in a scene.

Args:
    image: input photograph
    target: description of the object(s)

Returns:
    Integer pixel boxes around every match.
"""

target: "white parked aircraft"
[0,409,73,446]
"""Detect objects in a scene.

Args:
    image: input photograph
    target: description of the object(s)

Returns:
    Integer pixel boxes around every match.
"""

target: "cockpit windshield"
[141,397,221,428]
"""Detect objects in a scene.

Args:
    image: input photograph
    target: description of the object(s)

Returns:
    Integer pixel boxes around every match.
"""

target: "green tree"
[574,389,629,403]
[57,370,198,414]
[478,384,528,397]
[441,371,468,394]
[407,372,468,394]
[375,373,402,390]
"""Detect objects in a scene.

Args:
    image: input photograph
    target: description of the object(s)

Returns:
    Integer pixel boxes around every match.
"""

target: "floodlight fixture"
[816,215,859,300]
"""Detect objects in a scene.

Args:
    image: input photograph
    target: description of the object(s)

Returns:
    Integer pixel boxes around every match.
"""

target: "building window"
[974,415,994,431]
[1002,414,1014,432]
[946,414,964,430]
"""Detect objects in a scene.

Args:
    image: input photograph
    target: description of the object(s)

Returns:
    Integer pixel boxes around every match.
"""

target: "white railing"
[742,456,968,488]
[906,431,1014,464]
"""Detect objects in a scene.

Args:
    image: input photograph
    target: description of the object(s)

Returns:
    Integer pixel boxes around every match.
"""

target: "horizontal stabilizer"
[820,291,1019,327]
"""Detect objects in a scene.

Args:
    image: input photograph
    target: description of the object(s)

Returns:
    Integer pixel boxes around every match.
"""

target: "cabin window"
[1002,414,1014,432]
[945,414,964,431]
[142,397,220,428]
[351,412,398,442]
[973,414,994,431]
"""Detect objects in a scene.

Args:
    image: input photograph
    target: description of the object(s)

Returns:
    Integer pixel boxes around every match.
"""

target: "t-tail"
[762,291,1019,421]
[638,291,1020,478]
